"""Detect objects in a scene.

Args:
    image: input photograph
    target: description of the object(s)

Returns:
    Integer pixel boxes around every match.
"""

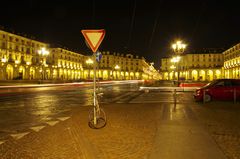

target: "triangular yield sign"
[81,29,105,53]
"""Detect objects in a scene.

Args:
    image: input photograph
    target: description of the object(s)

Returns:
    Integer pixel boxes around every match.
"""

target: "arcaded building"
[223,43,240,79]
[0,29,159,81]
[160,49,224,81]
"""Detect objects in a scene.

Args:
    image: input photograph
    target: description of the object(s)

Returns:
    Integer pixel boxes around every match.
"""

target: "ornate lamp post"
[171,41,186,86]
[170,64,176,80]
[38,47,49,83]
[171,56,181,81]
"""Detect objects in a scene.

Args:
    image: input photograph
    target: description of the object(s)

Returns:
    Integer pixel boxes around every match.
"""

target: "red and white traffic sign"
[81,29,105,53]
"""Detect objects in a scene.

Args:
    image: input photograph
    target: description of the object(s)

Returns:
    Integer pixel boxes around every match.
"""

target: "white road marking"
[57,117,70,121]
[0,141,5,145]
[129,100,174,103]
[11,132,30,140]
[30,126,45,132]
[46,121,59,126]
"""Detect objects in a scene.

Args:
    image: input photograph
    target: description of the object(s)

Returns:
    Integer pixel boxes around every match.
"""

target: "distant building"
[92,51,160,80]
[0,29,160,81]
[160,49,224,81]
[223,43,240,78]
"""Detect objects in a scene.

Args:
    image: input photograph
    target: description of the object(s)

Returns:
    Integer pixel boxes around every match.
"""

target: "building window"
[15,46,19,51]
[26,48,30,54]
[2,42,6,49]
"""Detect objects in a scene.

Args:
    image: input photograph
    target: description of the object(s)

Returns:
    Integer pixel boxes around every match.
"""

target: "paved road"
[0,81,142,140]
[0,83,240,158]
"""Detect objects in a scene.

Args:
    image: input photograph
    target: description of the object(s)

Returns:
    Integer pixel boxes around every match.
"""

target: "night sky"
[0,0,239,68]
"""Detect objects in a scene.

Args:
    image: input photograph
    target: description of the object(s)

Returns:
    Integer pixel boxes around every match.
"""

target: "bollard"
[173,89,177,105]
[234,88,236,104]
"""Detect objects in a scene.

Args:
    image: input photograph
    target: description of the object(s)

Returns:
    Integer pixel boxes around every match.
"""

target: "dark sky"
[0,0,239,68]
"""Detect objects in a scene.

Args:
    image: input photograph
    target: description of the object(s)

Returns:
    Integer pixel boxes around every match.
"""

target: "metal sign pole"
[81,29,106,128]
[93,54,97,124]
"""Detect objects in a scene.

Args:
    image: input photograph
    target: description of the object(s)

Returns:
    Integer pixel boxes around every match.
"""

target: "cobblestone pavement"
[0,104,161,159]
[0,90,239,158]
[191,101,240,159]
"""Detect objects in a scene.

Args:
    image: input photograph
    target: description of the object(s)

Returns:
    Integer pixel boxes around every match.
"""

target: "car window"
[232,80,240,86]
[203,80,220,88]
[214,81,224,86]
[224,81,232,86]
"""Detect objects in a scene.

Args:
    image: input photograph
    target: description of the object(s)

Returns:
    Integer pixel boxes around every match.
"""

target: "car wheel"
[204,94,211,102]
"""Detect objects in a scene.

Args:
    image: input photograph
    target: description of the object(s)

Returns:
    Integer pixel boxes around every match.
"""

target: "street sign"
[81,29,106,129]
[96,51,102,62]
[81,29,105,53]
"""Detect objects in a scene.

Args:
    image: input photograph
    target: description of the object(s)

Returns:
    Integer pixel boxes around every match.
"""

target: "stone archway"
[59,68,63,80]
[207,70,213,81]
[45,68,50,80]
[215,70,221,79]
[164,72,169,80]
[130,72,134,80]
[191,70,198,81]
[199,70,206,81]
[30,67,35,80]
[53,69,58,79]
[6,64,14,80]
[18,66,25,80]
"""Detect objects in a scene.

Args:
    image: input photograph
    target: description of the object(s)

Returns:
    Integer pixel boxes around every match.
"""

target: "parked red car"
[194,79,240,102]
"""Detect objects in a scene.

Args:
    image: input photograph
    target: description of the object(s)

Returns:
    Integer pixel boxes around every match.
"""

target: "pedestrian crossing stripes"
[30,126,45,132]
[57,117,70,121]
[46,121,59,126]
[11,132,30,140]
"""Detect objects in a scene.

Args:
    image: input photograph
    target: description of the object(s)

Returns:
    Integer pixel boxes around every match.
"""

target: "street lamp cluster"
[171,41,187,86]
[172,41,186,54]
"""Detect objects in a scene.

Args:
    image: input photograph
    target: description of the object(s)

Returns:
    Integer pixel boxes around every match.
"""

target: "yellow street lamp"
[86,58,93,64]
[172,41,186,54]
[1,58,7,63]
[114,65,120,70]
[170,65,176,69]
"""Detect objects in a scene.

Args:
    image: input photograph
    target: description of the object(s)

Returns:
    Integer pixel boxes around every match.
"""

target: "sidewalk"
[149,120,226,159]
[0,103,227,159]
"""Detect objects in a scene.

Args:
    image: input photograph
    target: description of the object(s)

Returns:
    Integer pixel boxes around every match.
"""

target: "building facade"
[161,44,240,81]
[95,51,160,80]
[0,29,160,81]
[0,30,49,80]
[160,50,224,81]
[223,43,240,79]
